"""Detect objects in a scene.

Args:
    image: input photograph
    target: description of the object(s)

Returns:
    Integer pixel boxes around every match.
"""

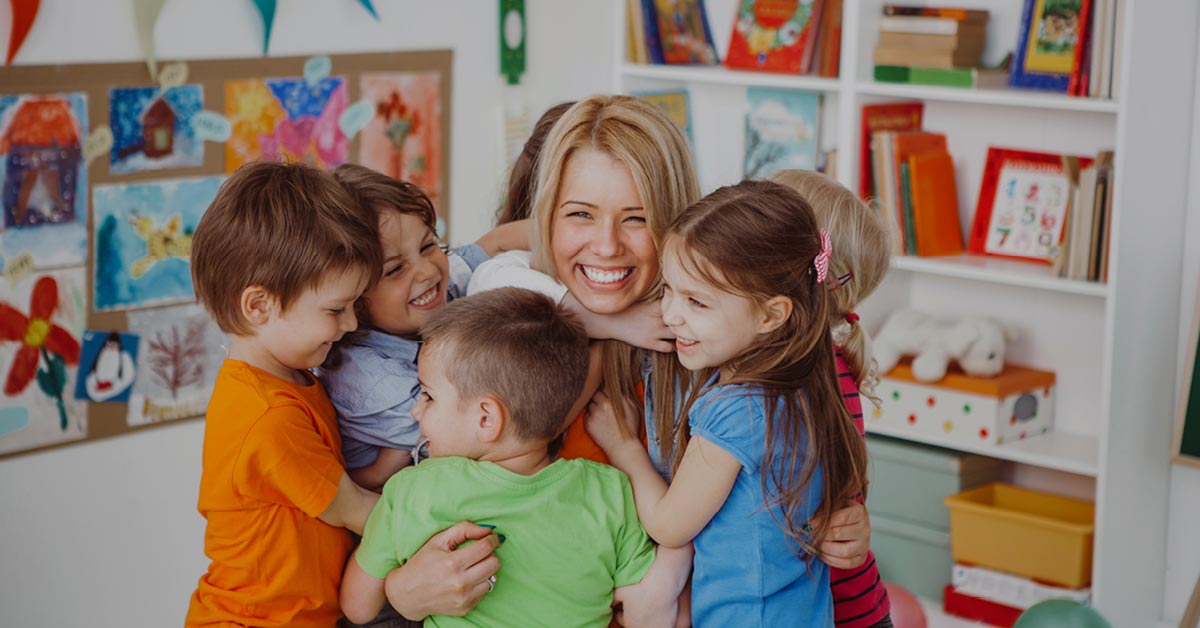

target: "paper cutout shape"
[6,0,40,65]
[252,0,277,55]
[304,55,332,87]
[0,92,89,270]
[126,304,226,425]
[109,84,205,175]
[157,62,188,89]
[358,72,442,208]
[357,0,379,20]
[0,267,86,456]
[225,76,349,172]
[73,330,138,403]
[191,110,232,142]
[92,176,224,311]
[132,0,166,79]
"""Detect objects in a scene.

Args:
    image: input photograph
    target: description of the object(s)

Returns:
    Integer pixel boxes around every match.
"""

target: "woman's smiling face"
[550,148,659,315]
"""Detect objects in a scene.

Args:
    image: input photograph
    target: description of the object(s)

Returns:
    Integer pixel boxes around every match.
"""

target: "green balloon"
[1014,599,1112,628]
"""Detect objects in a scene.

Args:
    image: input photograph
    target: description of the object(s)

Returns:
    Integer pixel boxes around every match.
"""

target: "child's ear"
[240,285,277,326]
[756,295,793,335]
[476,395,509,444]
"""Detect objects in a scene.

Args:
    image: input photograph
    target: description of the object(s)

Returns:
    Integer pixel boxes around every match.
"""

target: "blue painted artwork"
[92,176,225,311]
[109,84,205,174]
[73,330,139,403]
[0,92,89,269]
[743,87,821,179]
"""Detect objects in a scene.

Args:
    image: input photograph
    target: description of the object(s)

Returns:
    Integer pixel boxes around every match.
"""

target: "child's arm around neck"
[317,472,379,535]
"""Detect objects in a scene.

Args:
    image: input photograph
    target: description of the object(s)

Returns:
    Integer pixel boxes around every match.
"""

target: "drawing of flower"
[0,276,80,429]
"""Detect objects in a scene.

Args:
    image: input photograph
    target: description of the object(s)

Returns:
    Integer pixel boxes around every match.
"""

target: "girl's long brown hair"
[667,179,869,559]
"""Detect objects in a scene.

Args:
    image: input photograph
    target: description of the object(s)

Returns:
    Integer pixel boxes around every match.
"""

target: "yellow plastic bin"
[943,483,1094,588]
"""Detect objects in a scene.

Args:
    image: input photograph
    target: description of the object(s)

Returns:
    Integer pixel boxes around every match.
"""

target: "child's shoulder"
[210,361,330,434]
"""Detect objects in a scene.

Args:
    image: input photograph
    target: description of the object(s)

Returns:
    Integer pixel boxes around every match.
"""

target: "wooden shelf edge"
[866,423,1100,477]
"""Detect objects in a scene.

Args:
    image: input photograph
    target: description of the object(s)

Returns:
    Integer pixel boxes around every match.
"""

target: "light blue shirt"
[687,375,831,628]
[317,245,487,469]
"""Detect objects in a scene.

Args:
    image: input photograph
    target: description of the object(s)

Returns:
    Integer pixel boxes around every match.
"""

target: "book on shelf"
[968,147,1094,265]
[874,46,982,70]
[871,131,901,254]
[633,89,695,148]
[891,131,949,253]
[859,101,923,200]
[874,62,1010,89]
[909,150,965,257]
[878,15,986,37]
[1010,0,1086,93]
[877,31,984,52]
[724,0,823,75]
[648,0,719,65]
[742,87,821,178]
[1057,149,1114,282]
[1067,0,1095,95]
[881,5,989,22]
[813,0,843,78]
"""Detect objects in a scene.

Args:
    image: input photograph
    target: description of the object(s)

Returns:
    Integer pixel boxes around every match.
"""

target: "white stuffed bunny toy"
[874,309,1018,383]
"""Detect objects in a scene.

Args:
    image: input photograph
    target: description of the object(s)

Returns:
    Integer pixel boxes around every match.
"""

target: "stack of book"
[862,102,964,258]
[1057,150,1115,282]
[873,5,1009,89]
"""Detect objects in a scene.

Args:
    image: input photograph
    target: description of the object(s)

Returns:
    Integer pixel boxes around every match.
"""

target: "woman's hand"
[585,389,642,456]
[567,293,674,353]
[383,521,502,620]
[812,502,871,570]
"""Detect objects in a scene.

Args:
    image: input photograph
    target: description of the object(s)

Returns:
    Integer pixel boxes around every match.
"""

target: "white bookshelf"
[612,1,1196,625]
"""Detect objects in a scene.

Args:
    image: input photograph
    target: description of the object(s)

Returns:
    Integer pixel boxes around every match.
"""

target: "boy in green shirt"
[340,287,657,627]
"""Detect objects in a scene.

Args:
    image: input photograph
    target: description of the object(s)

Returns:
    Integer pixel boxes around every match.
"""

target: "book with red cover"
[1068,0,1095,95]
[725,0,824,74]
[943,585,1022,627]
[815,0,843,77]
[909,150,965,256]
[859,102,923,199]
[882,5,988,22]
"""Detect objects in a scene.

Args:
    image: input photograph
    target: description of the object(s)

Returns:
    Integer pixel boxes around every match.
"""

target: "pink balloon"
[883,582,928,628]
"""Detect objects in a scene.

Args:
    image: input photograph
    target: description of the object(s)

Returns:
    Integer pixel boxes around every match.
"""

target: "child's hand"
[568,294,675,353]
[585,389,642,455]
[812,502,871,570]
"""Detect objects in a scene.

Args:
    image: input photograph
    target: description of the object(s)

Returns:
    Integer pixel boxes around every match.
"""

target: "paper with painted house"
[109,84,205,174]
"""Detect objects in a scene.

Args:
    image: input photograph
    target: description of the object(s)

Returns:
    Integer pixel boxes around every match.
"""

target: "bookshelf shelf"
[866,423,1100,477]
[855,81,1121,113]
[889,254,1109,298]
[621,63,842,92]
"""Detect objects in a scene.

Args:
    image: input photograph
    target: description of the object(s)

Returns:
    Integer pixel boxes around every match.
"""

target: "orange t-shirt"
[558,382,647,464]
[186,360,354,628]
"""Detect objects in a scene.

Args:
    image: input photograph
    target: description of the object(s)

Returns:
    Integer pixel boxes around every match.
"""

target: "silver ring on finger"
[486,575,497,592]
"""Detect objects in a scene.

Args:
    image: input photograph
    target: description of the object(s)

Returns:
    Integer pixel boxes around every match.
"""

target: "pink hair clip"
[813,229,832,284]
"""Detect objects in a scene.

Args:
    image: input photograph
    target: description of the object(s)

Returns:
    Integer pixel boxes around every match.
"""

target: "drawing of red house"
[141,96,176,159]
[1,97,83,228]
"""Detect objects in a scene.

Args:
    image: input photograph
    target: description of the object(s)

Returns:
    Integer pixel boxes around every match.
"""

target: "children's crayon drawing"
[0,267,87,455]
[0,92,89,270]
[359,72,442,209]
[225,76,349,172]
[92,176,224,311]
[125,304,225,425]
[109,84,205,174]
[73,330,139,403]
[743,87,820,178]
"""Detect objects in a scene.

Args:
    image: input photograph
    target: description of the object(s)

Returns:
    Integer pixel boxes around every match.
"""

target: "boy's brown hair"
[191,161,382,335]
[420,287,590,442]
[332,163,437,232]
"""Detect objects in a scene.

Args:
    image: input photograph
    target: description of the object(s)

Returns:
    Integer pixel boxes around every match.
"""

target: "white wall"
[0,2,611,626]
[1163,24,1200,624]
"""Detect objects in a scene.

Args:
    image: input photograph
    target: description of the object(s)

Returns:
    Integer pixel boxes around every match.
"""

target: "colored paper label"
[191,110,232,142]
[339,99,375,139]
[304,55,332,88]
[158,61,188,89]
[83,126,114,166]
[3,252,34,286]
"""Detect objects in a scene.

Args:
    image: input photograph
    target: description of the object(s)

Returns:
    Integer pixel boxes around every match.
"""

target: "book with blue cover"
[743,87,821,178]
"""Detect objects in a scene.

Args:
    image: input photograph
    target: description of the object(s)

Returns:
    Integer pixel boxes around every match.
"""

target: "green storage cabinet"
[865,434,1003,532]
[872,515,954,602]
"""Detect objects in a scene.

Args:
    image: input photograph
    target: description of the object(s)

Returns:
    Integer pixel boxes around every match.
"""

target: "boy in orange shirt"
[185,161,385,628]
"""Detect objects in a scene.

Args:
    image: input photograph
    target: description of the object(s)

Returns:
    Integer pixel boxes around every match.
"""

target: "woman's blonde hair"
[528,94,701,469]
[766,170,891,405]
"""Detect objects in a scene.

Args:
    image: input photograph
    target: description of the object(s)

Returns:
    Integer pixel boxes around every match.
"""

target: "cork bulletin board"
[0,49,452,459]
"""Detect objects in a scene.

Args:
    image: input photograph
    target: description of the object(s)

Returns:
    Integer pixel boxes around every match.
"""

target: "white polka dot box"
[872,360,1056,447]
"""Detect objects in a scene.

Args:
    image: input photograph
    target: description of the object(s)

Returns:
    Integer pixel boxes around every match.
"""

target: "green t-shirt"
[357,456,657,628]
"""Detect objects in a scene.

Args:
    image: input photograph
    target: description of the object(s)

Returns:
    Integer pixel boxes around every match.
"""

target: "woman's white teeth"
[581,266,632,284]
[411,285,438,306]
